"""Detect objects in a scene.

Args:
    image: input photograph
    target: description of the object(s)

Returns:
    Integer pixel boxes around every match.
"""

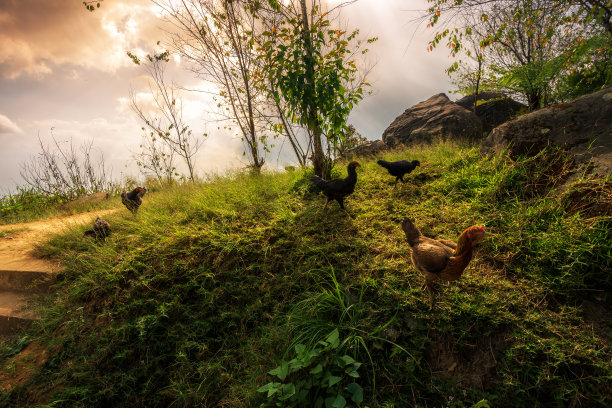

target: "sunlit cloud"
[0,113,22,135]
[0,0,165,79]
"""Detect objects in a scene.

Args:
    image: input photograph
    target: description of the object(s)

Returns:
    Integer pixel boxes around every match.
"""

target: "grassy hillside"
[0,141,610,407]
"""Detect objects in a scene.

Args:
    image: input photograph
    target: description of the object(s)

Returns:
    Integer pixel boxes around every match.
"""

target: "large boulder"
[455,92,525,133]
[481,87,612,176]
[342,140,387,158]
[382,93,482,147]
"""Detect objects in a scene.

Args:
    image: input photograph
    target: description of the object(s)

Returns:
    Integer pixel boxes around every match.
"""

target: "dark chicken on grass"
[310,161,360,212]
[401,218,485,306]
[377,159,420,187]
[83,217,111,238]
[121,186,147,214]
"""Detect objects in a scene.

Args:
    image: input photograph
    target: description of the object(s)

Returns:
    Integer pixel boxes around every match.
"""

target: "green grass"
[0,228,26,239]
[0,141,610,407]
[0,190,123,225]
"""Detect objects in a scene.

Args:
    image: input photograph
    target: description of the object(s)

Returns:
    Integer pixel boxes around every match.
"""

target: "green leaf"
[347,383,363,403]
[340,355,355,366]
[295,344,305,355]
[257,382,281,397]
[328,375,342,387]
[269,361,289,381]
[326,394,347,408]
[326,329,340,348]
[347,370,360,378]
[278,383,296,400]
[256,383,273,393]
[310,363,323,374]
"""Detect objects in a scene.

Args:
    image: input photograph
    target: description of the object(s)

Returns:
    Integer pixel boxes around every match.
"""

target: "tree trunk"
[312,124,327,177]
[274,99,305,166]
[300,0,327,178]
[527,91,541,111]
[473,55,483,112]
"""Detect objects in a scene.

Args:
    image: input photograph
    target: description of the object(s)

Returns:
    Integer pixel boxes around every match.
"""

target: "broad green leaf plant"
[258,329,364,407]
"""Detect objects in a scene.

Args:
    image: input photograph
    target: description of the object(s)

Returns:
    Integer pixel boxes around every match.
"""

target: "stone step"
[0,291,38,335]
[0,269,56,292]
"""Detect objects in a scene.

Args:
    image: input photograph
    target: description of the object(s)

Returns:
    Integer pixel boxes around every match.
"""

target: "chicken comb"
[466,225,485,239]
[467,225,485,232]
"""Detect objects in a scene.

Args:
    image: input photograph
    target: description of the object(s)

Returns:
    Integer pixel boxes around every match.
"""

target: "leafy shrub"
[258,329,364,408]
[0,187,64,222]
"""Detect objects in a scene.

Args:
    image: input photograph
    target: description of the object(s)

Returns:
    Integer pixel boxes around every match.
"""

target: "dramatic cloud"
[0,113,22,135]
[0,0,163,79]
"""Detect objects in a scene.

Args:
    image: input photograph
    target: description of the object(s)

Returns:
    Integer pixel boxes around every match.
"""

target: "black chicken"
[377,159,420,187]
[84,217,111,238]
[310,161,360,212]
[121,186,147,214]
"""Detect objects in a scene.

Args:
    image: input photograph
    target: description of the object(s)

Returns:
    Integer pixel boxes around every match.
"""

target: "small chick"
[84,217,111,239]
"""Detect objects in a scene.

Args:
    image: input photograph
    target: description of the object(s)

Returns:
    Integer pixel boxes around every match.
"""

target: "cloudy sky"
[0,0,454,192]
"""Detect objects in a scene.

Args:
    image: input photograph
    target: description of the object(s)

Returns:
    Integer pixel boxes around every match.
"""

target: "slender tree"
[129,52,204,181]
[154,0,268,172]
[253,0,375,177]
[132,123,177,185]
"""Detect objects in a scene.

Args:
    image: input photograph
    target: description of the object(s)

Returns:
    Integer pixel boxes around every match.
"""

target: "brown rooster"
[84,217,111,238]
[401,218,485,306]
[310,161,360,212]
[121,187,146,214]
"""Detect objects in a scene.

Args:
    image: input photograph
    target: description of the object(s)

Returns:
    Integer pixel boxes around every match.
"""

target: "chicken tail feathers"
[310,175,327,189]
[377,160,390,169]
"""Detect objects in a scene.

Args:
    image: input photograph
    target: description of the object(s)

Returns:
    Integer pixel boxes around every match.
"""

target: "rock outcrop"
[455,92,525,133]
[382,93,482,147]
[481,87,612,176]
[342,140,387,158]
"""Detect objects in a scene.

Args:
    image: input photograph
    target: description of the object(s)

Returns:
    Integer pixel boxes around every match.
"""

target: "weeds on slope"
[0,141,609,408]
[0,189,121,225]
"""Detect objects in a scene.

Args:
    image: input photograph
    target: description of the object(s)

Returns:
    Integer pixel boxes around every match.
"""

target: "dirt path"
[0,209,119,272]
[0,209,121,390]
